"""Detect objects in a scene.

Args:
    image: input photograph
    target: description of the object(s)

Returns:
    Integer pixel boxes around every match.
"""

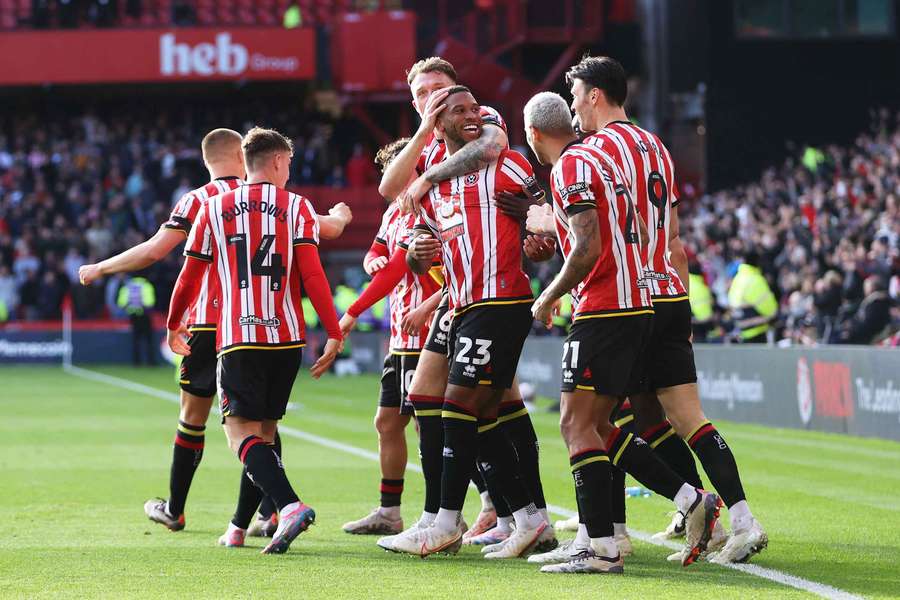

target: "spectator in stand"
[833,275,892,344]
[678,108,899,345]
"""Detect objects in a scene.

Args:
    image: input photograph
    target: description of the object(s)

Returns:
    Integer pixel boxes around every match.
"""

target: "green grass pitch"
[1,365,898,599]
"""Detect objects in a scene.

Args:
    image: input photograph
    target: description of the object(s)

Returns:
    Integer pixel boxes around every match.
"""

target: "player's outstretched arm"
[339,250,409,337]
[532,211,600,327]
[166,257,207,355]
[363,240,389,276]
[398,124,507,213]
[318,202,353,240]
[401,288,442,335]
[379,88,451,201]
[294,244,343,379]
[78,228,185,285]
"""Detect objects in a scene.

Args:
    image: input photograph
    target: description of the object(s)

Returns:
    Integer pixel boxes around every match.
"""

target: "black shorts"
[560,314,652,397]
[423,291,452,355]
[179,329,217,398]
[447,302,532,389]
[217,348,302,422]
[645,298,697,389]
[379,352,419,416]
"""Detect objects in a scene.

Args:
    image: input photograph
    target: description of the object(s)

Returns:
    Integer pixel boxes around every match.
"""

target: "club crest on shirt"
[464,173,479,187]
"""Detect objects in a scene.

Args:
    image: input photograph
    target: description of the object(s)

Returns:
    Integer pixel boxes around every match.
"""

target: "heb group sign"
[0,28,315,85]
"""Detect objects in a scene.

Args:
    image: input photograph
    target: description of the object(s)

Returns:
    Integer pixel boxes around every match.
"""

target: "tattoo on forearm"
[425,127,504,183]
[545,211,599,298]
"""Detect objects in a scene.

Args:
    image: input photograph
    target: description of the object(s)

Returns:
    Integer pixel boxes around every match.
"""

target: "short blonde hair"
[201,128,242,164]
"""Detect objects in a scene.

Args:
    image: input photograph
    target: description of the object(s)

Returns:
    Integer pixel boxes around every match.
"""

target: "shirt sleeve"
[374,204,395,246]
[479,105,507,134]
[292,195,321,246]
[162,192,200,234]
[555,155,597,216]
[497,150,546,202]
[183,206,213,262]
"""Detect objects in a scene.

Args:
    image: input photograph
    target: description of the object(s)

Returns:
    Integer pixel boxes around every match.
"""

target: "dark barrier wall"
[518,340,900,442]
[3,327,897,441]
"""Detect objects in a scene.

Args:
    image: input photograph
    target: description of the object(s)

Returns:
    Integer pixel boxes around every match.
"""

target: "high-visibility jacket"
[117,277,155,316]
[689,273,713,325]
[728,264,777,340]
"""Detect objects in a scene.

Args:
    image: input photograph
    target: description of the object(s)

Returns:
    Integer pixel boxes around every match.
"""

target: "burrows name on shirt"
[221,199,288,223]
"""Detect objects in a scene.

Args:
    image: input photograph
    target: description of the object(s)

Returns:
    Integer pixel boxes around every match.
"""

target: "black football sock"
[475,460,511,517]
[232,467,264,529]
[476,419,534,513]
[500,401,547,510]
[411,394,444,514]
[642,420,704,489]
[257,433,282,519]
[471,463,488,493]
[569,448,613,539]
[238,435,299,511]
[439,400,478,511]
[687,421,746,506]
[605,427,684,500]
[168,420,205,517]
[610,465,627,525]
[380,478,404,508]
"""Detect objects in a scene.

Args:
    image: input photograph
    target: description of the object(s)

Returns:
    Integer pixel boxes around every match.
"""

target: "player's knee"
[375,411,406,438]
[179,391,212,426]
[559,412,589,449]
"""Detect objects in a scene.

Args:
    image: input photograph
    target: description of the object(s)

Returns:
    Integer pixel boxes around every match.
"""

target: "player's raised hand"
[339,313,357,338]
[398,174,430,214]
[401,303,433,335]
[419,87,450,132]
[167,325,192,356]
[329,202,353,225]
[78,263,102,286]
[526,203,554,235]
[407,233,441,262]
[496,189,541,221]
[311,337,342,379]
[523,234,557,262]
[364,255,388,276]
[531,290,560,330]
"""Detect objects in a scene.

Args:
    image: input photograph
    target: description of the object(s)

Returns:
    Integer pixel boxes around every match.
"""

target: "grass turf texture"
[1,365,898,599]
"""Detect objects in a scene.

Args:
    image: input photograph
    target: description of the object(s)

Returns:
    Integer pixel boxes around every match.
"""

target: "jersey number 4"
[227,234,286,291]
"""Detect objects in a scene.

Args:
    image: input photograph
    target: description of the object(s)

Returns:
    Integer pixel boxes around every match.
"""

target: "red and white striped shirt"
[184,182,320,353]
[373,203,441,351]
[416,105,506,174]
[162,176,243,328]
[417,149,534,312]
[585,122,686,298]
[550,141,653,318]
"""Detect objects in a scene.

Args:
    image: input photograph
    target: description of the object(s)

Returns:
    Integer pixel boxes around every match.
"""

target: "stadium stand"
[0,99,381,323]
[680,108,900,346]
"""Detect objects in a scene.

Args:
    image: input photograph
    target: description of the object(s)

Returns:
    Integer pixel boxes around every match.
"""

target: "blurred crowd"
[680,108,900,346]
[0,100,376,323]
[0,101,897,347]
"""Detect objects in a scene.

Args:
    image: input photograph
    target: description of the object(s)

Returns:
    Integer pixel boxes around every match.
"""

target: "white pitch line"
[63,364,863,600]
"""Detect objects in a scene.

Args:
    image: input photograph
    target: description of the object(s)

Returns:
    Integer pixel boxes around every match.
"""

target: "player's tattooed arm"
[532,210,600,327]
[397,125,508,213]
[425,125,506,183]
